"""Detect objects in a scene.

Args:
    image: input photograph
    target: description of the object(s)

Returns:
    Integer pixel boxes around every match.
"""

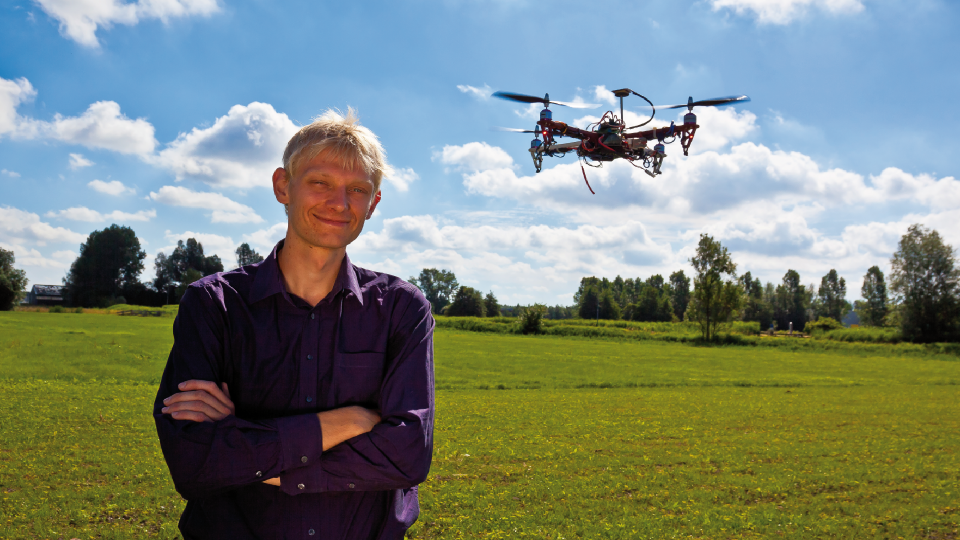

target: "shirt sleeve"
[284,285,435,494]
[153,285,324,501]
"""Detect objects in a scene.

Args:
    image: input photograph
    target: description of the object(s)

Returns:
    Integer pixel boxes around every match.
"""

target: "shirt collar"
[249,239,363,306]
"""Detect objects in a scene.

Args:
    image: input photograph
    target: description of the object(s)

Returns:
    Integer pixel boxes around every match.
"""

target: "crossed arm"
[160,380,381,486]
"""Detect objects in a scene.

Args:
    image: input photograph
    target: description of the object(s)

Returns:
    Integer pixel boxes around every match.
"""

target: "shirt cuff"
[276,413,323,495]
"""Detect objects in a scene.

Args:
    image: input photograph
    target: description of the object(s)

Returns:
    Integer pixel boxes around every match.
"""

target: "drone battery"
[684,112,697,125]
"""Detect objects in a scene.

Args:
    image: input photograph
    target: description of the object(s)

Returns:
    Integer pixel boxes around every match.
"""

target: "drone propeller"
[656,95,751,111]
[494,127,538,133]
[493,91,598,109]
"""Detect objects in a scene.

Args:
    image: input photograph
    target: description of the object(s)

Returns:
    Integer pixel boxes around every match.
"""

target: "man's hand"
[317,406,381,451]
[161,380,235,422]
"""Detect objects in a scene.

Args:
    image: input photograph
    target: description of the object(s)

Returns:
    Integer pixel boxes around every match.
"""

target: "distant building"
[26,284,64,305]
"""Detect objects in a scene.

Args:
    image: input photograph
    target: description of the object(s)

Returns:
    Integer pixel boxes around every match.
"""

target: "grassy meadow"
[0,310,958,538]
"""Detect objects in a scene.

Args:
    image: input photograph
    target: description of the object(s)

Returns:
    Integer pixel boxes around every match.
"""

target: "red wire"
[581,162,596,195]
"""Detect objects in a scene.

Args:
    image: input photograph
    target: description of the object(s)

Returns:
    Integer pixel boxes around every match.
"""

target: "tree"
[0,248,28,310]
[175,268,204,302]
[153,238,224,303]
[235,243,264,268]
[446,286,485,317]
[858,266,888,326]
[816,269,847,321]
[687,234,742,340]
[738,271,773,330]
[484,291,500,317]
[598,288,621,320]
[669,270,691,320]
[408,268,458,314]
[63,224,146,307]
[774,270,808,332]
[578,282,600,320]
[890,224,960,342]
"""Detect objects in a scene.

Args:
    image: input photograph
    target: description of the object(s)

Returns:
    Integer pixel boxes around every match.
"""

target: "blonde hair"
[282,107,392,192]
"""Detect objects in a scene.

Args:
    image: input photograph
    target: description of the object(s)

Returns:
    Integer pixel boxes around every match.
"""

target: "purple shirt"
[153,242,435,540]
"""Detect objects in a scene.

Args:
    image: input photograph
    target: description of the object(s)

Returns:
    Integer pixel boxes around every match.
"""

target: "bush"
[517,304,546,335]
[74,307,84,314]
[806,317,845,333]
[48,305,65,313]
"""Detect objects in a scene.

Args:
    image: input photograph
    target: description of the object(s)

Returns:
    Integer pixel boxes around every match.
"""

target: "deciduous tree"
[484,291,500,317]
[408,268,458,314]
[669,270,691,320]
[890,224,959,342]
[858,266,888,326]
[447,286,485,317]
[687,234,741,340]
[64,224,145,307]
[235,243,264,268]
[0,248,28,310]
[816,269,847,321]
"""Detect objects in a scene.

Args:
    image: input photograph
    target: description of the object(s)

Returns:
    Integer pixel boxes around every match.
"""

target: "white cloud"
[434,142,516,172]
[88,179,134,195]
[151,102,298,189]
[243,222,287,253]
[1,76,157,155]
[710,0,865,24]
[457,84,494,100]
[0,206,86,247]
[149,185,264,223]
[161,230,236,260]
[69,153,94,169]
[45,207,156,222]
[33,0,220,48]
[384,167,419,192]
[0,77,36,136]
[1,169,21,178]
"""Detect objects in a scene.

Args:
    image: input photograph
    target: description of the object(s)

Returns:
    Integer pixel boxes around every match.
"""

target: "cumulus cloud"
[151,102,298,189]
[457,84,494,100]
[1,169,21,178]
[160,230,236,260]
[149,185,263,223]
[710,0,865,24]
[0,206,86,247]
[1,76,157,155]
[384,167,419,192]
[69,153,94,169]
[88,179,134,195]
[33,0,220,48]
[243,222,287,252]
[45,207,156,222]
[0,77,36,136]
[434,142,516,172]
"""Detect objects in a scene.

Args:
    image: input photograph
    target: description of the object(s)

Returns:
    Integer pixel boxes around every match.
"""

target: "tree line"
[0,224,267,308]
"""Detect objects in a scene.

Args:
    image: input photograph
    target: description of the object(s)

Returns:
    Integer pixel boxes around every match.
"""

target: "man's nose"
[326,187,348,212]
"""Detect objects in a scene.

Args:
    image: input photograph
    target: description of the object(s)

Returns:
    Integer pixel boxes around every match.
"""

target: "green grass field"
[1,311,958,538]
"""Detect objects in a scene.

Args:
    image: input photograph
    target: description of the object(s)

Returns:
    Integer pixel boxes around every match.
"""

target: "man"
[153,109,435,540]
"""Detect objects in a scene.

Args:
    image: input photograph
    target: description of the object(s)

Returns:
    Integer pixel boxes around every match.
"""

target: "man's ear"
[272,167,290,205]
[366,190,382,220]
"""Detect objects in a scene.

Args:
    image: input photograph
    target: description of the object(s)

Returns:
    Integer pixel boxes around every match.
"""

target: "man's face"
[273,151,380,251]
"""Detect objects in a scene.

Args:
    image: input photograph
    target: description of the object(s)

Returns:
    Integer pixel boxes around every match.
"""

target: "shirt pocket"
[334,352,385,407]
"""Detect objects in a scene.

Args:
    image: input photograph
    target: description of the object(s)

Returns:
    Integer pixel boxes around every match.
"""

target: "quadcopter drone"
[493,89,750,193]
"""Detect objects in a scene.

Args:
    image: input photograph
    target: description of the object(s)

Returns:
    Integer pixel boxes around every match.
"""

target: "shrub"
[517,304,546,335]
[74,307,84,314]
[806,317,845,333]
[48,305,65,313]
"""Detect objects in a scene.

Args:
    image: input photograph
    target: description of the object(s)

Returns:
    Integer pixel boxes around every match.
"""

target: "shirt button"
[348,483,355,489]
[306,396,312,403]
[310,314,315,320]
[307,354,312,360]
[298,483,305,490]
[308,529,315,536]
[301,456,308,463]
[255,471,262,478]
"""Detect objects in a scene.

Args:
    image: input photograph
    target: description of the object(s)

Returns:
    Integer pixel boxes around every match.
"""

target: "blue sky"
[1,0,958,305]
